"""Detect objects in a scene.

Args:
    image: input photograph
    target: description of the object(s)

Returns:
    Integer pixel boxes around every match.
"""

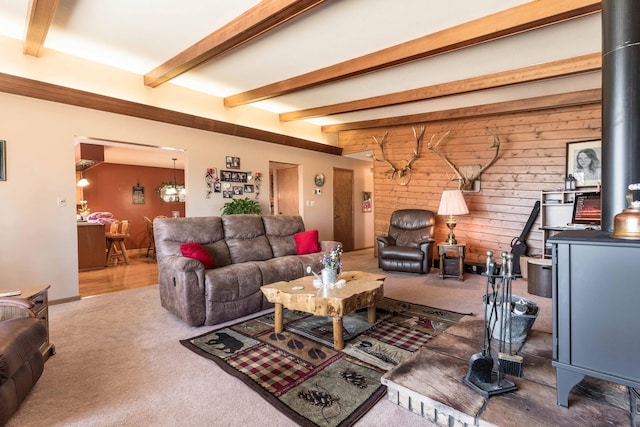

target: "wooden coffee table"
[260,271,385,350]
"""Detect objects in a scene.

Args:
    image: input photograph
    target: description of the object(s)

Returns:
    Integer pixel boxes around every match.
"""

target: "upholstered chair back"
[388,209,435,247]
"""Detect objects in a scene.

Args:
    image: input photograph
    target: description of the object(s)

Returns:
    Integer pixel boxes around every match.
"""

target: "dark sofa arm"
[419,240,435,271]
[417,239,435,248]
[377,236,394,246]
[376,235,396,247]
[0,317,46,384]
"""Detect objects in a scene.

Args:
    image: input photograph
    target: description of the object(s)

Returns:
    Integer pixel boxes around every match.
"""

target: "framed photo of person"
[566,140,601,187]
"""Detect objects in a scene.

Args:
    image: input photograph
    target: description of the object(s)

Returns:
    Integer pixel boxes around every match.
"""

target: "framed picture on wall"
[132,183,145,204]
[566,140,601,187]
[0,140,6,181]
[226,156,240,169]
[362,191,372,212]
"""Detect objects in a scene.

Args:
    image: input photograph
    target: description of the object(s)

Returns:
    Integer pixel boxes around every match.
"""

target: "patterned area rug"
[181,298,467,427]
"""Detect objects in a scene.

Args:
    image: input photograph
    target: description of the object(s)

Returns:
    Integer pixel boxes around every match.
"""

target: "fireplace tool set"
[464,251,523,397]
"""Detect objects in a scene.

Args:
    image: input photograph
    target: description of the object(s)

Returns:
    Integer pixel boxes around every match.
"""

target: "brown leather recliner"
[0,298,47,425]
[377,209,436,274]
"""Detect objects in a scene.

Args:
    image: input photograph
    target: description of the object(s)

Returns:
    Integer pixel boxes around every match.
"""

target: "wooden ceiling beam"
[0,72,341,155]
[144,0,328,88]
[225,0,601,108]
[23,0,59,57]
[321,89,602,133]
[280,52,602,121]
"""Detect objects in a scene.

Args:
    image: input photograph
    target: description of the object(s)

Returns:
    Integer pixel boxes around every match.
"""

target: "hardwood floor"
[78,250,159,298]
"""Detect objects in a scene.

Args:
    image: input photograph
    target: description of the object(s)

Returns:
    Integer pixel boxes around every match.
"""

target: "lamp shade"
[437,190,469,216]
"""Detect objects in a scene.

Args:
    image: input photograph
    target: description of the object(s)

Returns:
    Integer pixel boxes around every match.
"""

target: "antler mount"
[372,126,425,186]
[428,129,501,192]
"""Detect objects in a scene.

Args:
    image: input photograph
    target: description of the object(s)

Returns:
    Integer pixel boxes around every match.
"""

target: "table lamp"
[437,189,469,244]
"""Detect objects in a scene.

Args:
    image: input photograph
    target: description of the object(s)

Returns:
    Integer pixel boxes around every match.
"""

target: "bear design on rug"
[205,332,243,354]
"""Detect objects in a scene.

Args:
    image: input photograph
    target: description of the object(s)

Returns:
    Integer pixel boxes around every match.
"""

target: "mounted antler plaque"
[428,129,501,192]
[372,126,425,186]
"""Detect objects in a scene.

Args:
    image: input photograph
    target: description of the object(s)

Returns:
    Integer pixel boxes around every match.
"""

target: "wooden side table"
[0,285,55,360]
[438,243,466,280]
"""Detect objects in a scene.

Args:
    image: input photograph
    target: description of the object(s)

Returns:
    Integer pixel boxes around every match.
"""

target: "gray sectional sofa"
[153,215,340,326]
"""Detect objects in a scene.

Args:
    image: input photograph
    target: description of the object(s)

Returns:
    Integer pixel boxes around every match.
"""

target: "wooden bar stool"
[106,220,130,266]
[143,216,155,258]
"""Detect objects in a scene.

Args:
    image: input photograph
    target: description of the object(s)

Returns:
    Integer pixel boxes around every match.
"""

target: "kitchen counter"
[77,222,106,271]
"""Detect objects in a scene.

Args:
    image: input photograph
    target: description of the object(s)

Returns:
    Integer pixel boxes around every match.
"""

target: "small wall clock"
[314,173,325,187]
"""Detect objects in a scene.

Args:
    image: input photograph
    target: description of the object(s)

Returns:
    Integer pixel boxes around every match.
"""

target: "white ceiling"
[0,0,602,165]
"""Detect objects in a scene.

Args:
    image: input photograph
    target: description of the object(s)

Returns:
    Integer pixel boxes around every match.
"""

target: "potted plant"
[221,197,262,215]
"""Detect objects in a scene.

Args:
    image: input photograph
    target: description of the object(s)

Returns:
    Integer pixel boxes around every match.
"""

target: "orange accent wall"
[81,163,185,250]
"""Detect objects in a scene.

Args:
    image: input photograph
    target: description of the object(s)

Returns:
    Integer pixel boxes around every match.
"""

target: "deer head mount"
[372,126,425,186]
[428,129,501,192]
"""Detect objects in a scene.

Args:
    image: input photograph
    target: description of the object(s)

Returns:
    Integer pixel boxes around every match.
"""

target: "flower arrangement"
[322,245,343,271]
[79,200,90,218]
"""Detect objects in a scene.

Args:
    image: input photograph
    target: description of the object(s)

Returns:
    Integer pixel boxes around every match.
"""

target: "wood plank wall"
[338,102,602,264]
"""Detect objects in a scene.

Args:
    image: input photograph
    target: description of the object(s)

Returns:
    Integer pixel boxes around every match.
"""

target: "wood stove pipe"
[601,0,640,232]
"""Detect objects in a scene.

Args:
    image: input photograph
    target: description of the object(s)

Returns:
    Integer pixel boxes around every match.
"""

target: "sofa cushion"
[180,242,214,269]
[293,230,321,255]
[154,217,232,268]
[379,246,424,261]
[262,215,305,257]
[222,215,273,263]
[255,257,305,284]
[204,263,263,302]
[203,263,265,325]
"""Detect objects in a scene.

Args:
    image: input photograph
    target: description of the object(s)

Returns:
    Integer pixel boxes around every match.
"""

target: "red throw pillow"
[180,242,214,269]
[293,230,321,255]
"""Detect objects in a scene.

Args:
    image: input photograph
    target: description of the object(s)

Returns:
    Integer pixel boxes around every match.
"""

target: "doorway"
[333,168,354,251]
[75,137,187,297]
[270,162,300,215]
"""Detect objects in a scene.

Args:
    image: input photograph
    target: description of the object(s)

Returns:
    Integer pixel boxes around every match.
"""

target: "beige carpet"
[7,249,552,427]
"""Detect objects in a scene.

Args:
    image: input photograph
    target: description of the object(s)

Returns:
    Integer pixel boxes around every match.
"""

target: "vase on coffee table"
[321,268,338,286]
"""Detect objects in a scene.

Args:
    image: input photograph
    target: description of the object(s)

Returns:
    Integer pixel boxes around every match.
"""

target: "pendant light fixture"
[77,171,89,187]
[159,158,184,202]
[166,158,178,196]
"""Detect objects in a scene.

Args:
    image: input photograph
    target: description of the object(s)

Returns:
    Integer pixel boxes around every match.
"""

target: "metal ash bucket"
[483,294,538,343]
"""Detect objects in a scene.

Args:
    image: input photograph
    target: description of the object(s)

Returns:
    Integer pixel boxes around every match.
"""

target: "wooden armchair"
[376,209,436,274]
